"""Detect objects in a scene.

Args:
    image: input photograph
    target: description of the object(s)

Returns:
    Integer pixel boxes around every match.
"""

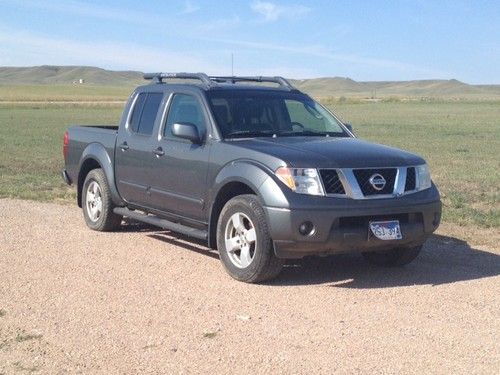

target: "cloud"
[250,1,310,22]
[0,0,163,24]
[0,28,222,73]
[181,1,200,14]
[199,37,446,77]
[197,15,241,32]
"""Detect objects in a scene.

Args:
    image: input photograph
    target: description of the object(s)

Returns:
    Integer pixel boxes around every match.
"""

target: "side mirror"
[172,122,201,143]
[344,123,354,134]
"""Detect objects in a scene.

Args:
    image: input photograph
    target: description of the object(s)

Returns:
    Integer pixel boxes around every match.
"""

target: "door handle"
[153,147,165,157]
[119,142,129,151]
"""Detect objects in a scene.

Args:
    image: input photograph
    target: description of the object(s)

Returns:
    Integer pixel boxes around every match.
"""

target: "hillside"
[0,66,143,86]
[1,66,499,99]
[291,78,500,99]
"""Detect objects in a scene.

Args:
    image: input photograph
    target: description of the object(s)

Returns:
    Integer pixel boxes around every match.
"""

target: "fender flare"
[77,143,124,207]
[210,160,289,209]
[206,160,290,248]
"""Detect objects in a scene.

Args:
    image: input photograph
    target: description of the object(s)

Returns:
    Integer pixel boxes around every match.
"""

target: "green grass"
[329,101,500,228]
[0,103,123,202]
[0,85,132,102]
[0,101,498,228]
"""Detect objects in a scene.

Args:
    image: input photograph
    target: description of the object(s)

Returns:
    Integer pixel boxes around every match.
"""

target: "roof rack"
[143,72,214,86]
[143,73,296,90]
[210,76,295,90]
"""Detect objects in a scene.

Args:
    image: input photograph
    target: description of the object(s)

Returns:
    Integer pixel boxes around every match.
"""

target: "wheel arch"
[207,161,289,249]
[77,143,123,208]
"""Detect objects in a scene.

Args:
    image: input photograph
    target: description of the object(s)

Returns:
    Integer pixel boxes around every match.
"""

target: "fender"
[206,160,290,249]
[78,143,125,207]
[209,160,290,210]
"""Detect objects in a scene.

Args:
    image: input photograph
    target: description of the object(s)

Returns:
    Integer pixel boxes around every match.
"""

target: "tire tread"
[82,169,122,231]
[217,194,283,283]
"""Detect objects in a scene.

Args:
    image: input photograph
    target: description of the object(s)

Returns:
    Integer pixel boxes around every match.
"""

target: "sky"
[0,0,499,83]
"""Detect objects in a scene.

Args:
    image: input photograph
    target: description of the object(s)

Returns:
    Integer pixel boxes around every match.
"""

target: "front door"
[148,92,211,221]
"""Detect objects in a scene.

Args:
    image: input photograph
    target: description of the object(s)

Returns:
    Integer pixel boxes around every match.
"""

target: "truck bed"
[64,125,119,185]
[81,125,119,131]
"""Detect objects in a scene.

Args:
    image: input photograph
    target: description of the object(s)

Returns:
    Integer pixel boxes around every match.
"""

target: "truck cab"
[63,73,442,283]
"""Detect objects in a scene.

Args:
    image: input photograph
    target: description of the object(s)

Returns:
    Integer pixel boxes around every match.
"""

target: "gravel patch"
[1,199,499,374]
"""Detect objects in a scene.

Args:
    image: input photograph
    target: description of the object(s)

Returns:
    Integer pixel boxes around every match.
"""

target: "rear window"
[129,92,163,135]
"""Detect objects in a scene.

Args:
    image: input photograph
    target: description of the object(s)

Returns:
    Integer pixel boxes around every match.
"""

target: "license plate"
[369,220,402,240]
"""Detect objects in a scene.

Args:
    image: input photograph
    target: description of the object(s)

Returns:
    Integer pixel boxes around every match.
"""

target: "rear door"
[148,90,212,221]
[114,91,164,207]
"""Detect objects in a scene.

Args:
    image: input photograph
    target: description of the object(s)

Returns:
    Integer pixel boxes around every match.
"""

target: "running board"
[113,207,208,240]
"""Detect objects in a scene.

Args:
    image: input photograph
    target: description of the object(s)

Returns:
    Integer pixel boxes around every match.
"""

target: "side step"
[113,207,208,240]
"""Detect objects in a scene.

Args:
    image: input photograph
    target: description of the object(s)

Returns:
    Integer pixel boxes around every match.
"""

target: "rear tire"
[362,245,423,267]
[217,195,283,283]
[82,169,122,231]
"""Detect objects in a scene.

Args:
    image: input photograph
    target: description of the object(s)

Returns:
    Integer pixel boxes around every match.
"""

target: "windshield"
[207,90,349,139]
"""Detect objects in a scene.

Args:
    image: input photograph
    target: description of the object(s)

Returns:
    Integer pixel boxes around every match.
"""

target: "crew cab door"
[114,91,164,207]
[148,91,211,221]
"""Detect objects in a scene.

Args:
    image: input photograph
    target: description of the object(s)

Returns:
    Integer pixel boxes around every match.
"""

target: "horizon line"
[1,64,500,86]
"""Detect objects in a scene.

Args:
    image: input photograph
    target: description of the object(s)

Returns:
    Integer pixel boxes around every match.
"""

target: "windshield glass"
[207,90,348,139]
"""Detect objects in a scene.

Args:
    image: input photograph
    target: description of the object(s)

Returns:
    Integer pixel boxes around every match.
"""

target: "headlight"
[416,164,432,191]
[275,167,325,196]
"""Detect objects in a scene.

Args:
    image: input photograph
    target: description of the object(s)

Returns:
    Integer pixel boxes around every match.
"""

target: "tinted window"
[285,100,334,133]
[137,93,163,135]
[207,91,347,138]
[164,94,205,137]
[129,93,146,133]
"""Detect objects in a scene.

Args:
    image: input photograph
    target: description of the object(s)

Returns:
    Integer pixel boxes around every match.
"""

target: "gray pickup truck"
[63,73,441,282]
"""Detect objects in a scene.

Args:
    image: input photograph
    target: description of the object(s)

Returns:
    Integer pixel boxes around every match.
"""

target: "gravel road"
[1,199,499,374]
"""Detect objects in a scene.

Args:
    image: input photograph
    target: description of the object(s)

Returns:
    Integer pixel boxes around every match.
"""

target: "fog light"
[299,221,315,236]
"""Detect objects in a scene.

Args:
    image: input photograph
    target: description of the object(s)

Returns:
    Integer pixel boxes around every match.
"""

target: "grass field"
[332,101,499,228]
[0,104,122,202]
[0,100,498,228]
[0,85,132,102]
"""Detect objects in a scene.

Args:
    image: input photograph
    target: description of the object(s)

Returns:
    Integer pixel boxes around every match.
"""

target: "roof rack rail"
[209,76,295,90]
[143,72,214,86]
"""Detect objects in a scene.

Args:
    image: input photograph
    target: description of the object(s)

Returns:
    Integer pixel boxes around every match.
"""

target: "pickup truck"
[62,73,442,283]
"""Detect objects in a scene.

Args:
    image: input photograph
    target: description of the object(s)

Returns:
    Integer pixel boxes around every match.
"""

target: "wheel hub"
[224,212,257,269]
[85,181,103,222]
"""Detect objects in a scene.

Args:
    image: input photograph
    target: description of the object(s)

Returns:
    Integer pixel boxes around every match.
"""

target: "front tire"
[362,245,423,267]
[217,195,283,283]
[82,169,122,231]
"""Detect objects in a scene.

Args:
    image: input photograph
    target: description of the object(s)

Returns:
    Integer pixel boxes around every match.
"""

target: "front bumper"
[264,188,442,259]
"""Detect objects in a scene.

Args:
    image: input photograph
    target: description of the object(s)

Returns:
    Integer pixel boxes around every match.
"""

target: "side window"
[129,93,146,133]
[128,92,163,135]
[164,94,206,138]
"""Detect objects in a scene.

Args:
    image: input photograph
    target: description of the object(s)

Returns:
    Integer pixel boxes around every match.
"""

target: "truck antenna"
[231,53,234,76]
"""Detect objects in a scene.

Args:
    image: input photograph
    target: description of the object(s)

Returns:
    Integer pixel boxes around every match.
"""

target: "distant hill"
[291,77,500,99]
[0,66,143,86]
[1,66,499,99]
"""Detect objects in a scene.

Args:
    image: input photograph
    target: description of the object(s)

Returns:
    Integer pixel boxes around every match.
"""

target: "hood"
[229,136,425,168]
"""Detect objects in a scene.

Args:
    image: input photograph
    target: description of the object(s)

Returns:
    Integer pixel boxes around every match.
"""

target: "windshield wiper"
[225,130,276,138]
[278,130,331,137]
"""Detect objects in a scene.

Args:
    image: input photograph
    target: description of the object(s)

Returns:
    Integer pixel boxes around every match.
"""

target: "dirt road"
[1,199,499,374]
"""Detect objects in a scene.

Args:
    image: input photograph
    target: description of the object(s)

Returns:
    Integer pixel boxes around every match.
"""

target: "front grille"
[405,167,416,191]
[353,168,397,196]
[319,169,345,195]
